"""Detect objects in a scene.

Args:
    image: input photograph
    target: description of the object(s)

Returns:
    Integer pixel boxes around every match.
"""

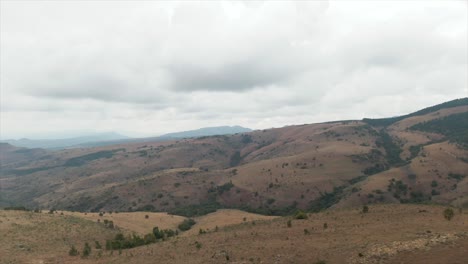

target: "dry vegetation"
[1,204,467,264]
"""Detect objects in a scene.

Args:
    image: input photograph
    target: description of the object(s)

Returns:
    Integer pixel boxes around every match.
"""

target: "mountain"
[0,98,466,213]
[1,132,129,149]
[160,126,252,139]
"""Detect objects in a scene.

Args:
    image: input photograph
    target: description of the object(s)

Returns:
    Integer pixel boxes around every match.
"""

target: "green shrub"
[362,205,369,213]
[69,245,79,256]
[178,218,196,231]
[82,242,91,257]
[294,210,308,219]
[444,208,455,221]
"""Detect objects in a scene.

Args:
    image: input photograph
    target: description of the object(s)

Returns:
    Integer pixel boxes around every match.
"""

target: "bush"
[287,220,292,228]
[178,218,196,231]
[82,242,91,257]
[444,208,455,221]
[294,210,308,219]
[362,205,369,213]
[69,245,79,256]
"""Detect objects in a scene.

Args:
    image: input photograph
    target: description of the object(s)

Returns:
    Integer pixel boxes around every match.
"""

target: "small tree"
[444,208,454,221]
[69,245,79,256]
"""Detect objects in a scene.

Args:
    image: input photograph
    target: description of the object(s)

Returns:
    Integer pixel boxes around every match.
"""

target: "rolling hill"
[0,98,467,214]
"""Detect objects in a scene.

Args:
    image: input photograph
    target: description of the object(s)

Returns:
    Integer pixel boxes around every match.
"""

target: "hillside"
[1,204,467,263]
[0,98,467,213]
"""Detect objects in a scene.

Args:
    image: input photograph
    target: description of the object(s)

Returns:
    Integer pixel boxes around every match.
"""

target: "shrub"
[287,220,292,228]
[362,205,369,213]
[82,242,91,257]
[304,229,310,235]
[69,246,79,256]
[178,218,196,231]
[444,208,455,221]
[294,210,308,219]
[94,241,102,249]
[195,241,202,249]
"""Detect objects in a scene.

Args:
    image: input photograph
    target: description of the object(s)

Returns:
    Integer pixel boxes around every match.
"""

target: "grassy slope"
[2,204,467,264]
[1,100,467,213]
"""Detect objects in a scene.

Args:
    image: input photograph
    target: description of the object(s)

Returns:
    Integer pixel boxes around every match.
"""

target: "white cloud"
[0,0,466,139]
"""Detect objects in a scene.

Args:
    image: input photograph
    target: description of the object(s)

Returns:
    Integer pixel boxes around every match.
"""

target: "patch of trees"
[362,163,388,175]
[309,186,345,212]
[376,131,404,166]
[410,112,468,146]
[363,98,468,127]
[229,151,242,167]
[387,179,408,199]
[409,145,422,159]
[448,173,466,181]
[178,218,196,231]
[64,149,123,167]
[105,227,178,250]
[208,181,235,195]
[9,166,55,176]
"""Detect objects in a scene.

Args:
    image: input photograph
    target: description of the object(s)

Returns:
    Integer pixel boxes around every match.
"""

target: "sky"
[1,0,467,139]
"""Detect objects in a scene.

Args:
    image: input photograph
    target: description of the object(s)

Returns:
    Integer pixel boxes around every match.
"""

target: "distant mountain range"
[161,126,252,139]
[0,132,129,150]
[0,126,252,149]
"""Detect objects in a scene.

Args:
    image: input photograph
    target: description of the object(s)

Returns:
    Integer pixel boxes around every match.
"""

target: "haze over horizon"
[1,1,467,139]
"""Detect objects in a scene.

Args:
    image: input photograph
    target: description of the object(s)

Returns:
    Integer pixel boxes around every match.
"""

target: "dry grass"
[60,211,186,235]
[2,204,467,264]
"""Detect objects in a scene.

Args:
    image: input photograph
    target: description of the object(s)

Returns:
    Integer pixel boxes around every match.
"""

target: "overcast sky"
[1,0,467,139]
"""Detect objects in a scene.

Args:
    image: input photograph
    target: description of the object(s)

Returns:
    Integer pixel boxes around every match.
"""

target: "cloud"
[0,0,466,139]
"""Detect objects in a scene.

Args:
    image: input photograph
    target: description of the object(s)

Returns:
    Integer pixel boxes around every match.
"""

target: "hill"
[1,204,467,263]
[161,125,252,138]
[0,132,129,149]
[0,98,467,213]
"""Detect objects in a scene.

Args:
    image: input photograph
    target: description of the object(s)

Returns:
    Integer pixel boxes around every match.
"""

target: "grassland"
[1,204,467,264]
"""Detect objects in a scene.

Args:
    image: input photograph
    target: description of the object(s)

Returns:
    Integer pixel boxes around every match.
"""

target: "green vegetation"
[294,210,308,219]
[64,149,124,167]
[363,98,468,127]
[387,179,408,199]
[178,218,196,231]
[229,151,242,167]
[69,245,79,256]
[82,242,91,257]
[3,206,29,211]
[444,208,455,221]
[448,173,466,181]
[376,130,404,166]
[410,112,468,145]
[362,163,387,175]
[309,186,344,212]
[105,226,178,251]
[9,166,55,176]
[409,145,422,159]
[362,205,369,213]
